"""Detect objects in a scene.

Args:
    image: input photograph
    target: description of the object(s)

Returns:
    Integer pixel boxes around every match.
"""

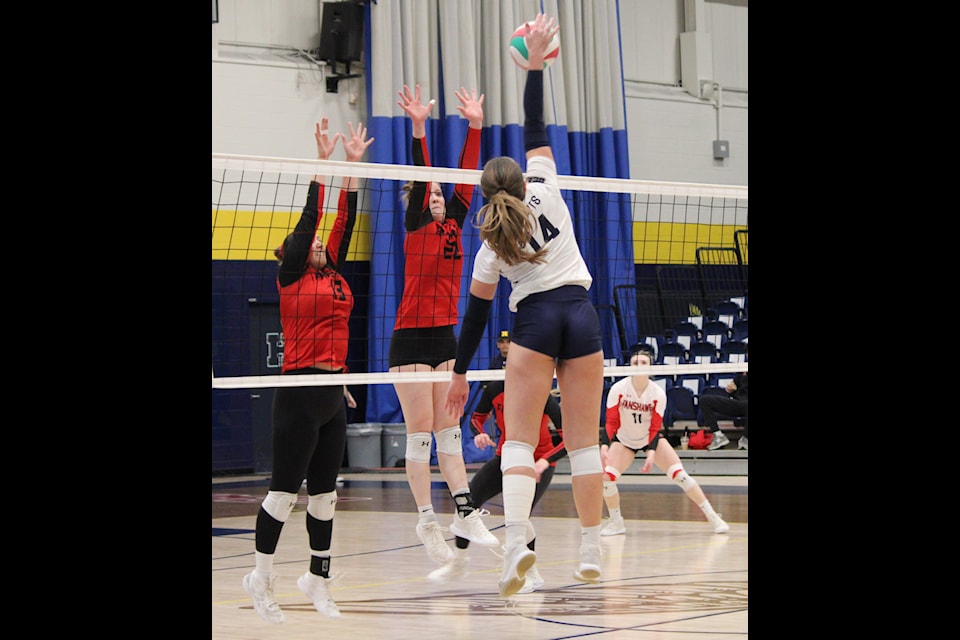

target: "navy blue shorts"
[389,325,457,368]
[511,285,602,360]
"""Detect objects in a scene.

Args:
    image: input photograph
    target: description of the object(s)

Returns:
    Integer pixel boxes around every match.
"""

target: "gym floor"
[213,467,748,639]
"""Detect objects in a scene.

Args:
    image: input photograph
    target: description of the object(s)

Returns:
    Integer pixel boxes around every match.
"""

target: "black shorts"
[389,325,457,368]
[512,285,602,359]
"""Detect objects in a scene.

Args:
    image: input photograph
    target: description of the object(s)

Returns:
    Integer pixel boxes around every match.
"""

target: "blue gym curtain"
[362,0,633,422]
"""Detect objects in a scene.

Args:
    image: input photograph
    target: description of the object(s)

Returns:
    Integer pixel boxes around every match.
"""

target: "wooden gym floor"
[212,465,748,639]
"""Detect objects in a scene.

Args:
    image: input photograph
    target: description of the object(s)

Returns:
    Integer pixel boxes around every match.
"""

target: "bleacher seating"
[608,228,747,378]
[720,340,748,363]
[675,373,708,395]
[701,320,730,349]
[664,385,698,427]
[689,341,720,365]
[672,321,701,350]
[731,318,748,342]
[658,342,689,366]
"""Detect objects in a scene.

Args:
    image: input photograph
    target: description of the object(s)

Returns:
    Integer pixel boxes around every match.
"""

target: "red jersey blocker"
[394,127,480,331]
[270,180,357,495]
[467,380,567,510]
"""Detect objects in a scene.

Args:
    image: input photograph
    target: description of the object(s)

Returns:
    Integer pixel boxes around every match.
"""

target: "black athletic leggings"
[469,455,556,512]
[698,394,748,437]
[269,370,348,495]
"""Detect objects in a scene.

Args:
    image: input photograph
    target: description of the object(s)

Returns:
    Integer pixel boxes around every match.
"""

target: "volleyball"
[509,21,560,70]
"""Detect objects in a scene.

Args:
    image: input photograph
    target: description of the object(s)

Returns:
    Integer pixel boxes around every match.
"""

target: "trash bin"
[381,423,407,467]
[346,423,382,469]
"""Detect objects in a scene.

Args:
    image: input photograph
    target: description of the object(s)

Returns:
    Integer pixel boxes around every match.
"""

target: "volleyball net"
[212,152,748,395]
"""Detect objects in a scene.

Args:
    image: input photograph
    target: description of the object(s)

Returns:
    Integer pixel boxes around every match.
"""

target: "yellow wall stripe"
[212,211,745,266]
[212,209,374,261]
[632,222,748,264]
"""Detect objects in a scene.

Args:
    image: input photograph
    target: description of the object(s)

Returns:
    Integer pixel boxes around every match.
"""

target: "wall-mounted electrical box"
[713,140,729,159]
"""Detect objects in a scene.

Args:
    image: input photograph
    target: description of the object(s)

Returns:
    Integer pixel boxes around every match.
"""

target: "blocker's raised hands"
[314,117,343,159]
[397,84,434,126]
[343,121,374,162]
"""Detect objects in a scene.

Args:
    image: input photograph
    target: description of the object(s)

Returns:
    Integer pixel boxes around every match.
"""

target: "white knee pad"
[261,491,298,522]
[603,478,619,498]
[307,490,337,521]
[435,425,463,456]
[406,432,433,463]
[603,465,621,496]
[500,440,535,472]
[667,462,697,491]
[568,445,604,477]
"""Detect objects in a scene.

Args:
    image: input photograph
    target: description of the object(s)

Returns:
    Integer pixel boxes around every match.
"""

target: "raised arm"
[520,13,559,162]
[326,121,373,270]
[278,119,342,287]
[448,86,485,226]
[397,84,435,230]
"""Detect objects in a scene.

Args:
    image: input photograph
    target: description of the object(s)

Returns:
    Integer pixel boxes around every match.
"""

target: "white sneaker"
[707,431,730,450]
[297,572,341,618]
[738,436,748,450]
[449,509,499,547]
[601,516,626,536]
[243,571,285,624]
[416,521,454,564]
[498,543,536,597]
[516,564,545,594]
[574,544,601,582]
[427,554,470,584]
[708,512,730,534]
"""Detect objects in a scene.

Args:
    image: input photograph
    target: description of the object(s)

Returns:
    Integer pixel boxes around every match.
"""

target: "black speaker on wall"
[317,2,364,64]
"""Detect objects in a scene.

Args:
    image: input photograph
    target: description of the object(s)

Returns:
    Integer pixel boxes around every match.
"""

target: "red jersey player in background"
[600,344,729,537]
[387,84,499,573]
[427,379,566,593]
[243,119,373,624]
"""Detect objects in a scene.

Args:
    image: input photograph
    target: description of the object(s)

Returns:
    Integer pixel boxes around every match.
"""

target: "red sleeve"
[470,411,489,437]
[325,190,356,269]
[449,127,480,226]
[648,397,664,442]
[542,442,567,465]
[604,396,621,443]
[458,126,480,170]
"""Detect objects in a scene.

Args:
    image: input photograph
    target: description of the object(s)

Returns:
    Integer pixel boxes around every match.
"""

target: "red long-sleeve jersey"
[394,126,481,329]
[278,181,357,372]
[603,376,666,450]
[469,380,567,465]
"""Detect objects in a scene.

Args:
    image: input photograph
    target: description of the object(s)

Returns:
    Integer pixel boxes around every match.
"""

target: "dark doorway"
[248,300,282,473]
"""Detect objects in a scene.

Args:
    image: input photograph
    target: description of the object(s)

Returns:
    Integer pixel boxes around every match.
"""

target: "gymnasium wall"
[212,0,747,185]
[211,0,748,473]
